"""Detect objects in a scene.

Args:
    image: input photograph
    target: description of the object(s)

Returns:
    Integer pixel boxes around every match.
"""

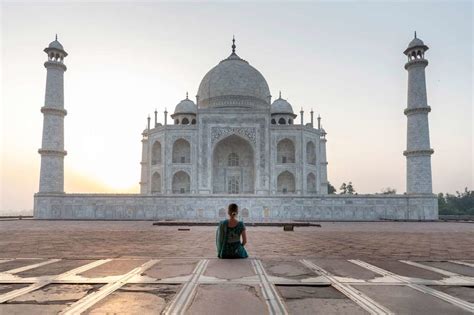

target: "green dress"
[216,220,248,259]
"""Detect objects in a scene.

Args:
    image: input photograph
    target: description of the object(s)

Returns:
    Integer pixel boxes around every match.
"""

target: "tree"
[347,181,355,195]
[381,187,397,194]
[327,182,337,194]
[438,188,474,215]
[339,182,347,194]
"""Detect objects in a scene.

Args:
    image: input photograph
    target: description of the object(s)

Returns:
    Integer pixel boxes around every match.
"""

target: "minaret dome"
[44,35,68,63]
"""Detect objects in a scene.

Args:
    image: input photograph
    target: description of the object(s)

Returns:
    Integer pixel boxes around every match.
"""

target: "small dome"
[271,95,294,114]
[174,97,197,115]
[404,34,429,56]
[48,40,64,51]
[407,37,424,49]
[197,53,271,109]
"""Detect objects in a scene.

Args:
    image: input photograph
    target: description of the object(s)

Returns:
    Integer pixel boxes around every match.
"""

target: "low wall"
[34,193,438,221]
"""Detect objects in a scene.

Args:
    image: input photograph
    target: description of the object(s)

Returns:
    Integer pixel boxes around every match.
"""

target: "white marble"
[35,36,438,221]
[404,34,434,194]
[34,194,438,221]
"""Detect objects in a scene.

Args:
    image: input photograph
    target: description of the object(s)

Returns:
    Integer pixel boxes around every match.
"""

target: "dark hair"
[228,203,238,217]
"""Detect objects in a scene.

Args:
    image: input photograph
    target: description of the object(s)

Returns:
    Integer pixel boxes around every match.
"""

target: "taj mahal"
[140,38,327,197]
[34,35,438,221]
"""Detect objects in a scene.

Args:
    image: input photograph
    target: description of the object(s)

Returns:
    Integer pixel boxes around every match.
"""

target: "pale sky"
[1,1,473,213]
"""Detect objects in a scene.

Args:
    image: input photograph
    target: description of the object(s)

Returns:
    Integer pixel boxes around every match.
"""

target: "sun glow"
[1,2,472,213]
[65,167,139,193]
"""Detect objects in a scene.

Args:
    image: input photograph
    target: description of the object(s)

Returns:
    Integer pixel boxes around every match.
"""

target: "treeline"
[327,182,473,215]
[438,188,474,215]
[327,182,397,195]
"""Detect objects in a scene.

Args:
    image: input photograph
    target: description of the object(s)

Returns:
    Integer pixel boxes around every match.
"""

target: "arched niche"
[151,172,161,193]
[152,141,162,165]
[172,171,190,194]
[212,134,255,194]
[277,138,295,164]
[277,171,295,193]
[306,141,316,165]
[172,139,191,163]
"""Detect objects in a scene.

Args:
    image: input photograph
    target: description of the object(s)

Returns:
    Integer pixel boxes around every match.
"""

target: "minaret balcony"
[44,60,67,71]
[38,149,67,156]
[404,58,428,69]
[403,149,434,157]
[41,107,67,116]
[404,106,431,116]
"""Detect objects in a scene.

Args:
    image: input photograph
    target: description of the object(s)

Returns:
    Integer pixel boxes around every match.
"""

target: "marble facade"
[34,35,438,221]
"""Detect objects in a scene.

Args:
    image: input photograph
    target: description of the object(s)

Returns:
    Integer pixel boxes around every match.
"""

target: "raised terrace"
[0,220,473,314]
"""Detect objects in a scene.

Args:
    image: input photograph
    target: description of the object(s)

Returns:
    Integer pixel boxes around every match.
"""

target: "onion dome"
[48,39,64,50]
[44,34,68,56]
[197,37,271,109]
[174,93,197,115]
[271,92,295,115]
[408,37,425,49]
[404,32,428,55]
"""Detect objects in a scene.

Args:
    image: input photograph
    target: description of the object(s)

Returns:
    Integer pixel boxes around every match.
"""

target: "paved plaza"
[0,220,473,314]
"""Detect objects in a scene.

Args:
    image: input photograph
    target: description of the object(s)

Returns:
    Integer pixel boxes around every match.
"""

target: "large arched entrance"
[212,134,255,194]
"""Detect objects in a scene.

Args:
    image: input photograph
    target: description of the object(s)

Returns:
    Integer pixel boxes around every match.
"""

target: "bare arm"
[241,229,247,246]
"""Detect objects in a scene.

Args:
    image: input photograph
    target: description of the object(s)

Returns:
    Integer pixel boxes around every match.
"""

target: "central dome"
[197,50,271,109]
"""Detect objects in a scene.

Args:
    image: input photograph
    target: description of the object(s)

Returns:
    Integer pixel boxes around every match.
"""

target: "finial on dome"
[55,34,58,41]
[232,35,236,54]
[414,31,417,39]
[186,91,189,99]
[279,91,282,99]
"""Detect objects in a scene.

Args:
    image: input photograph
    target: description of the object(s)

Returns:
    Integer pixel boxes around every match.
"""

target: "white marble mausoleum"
[34,35,438,221]
[140,39,327,197]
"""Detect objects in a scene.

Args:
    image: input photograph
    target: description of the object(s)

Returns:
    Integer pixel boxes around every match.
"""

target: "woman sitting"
[216,203,248,259]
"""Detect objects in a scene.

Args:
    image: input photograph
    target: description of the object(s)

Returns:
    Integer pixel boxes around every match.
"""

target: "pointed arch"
[152,141,162,165]
[172,138,191,163]
[151,172,161,193]
[277,138,295,164]
[277,171,295,193]
[306,141,316,165]
[172,171,190,194]
[212,134,255,194]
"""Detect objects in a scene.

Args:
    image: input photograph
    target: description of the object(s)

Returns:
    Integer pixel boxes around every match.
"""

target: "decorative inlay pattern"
[44,61,67,71]
[404,106,431,116]
[404,58,428,69]
[403,149,434,157]
[38,149,67,156]
[41,107,67,116]
[211,127,257,146]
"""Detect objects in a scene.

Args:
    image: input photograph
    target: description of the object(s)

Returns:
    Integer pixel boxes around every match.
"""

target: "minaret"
[139,130,149,194]
[38,35,68,193]
[403,32,434,194]
[319,123,328,194]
